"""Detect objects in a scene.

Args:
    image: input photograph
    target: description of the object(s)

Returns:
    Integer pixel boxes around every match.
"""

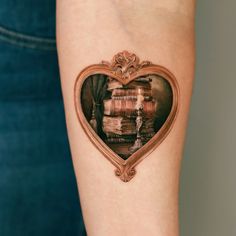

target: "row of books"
[103,99,157,118]
[102,116,155,136]
[102,77,157,147]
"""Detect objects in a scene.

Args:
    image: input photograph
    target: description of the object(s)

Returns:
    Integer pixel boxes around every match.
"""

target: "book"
[107,78,152,91]
[103,99,157,117]
[112,88,152,97]
[106,136,153,144]
[102,116,136,135]
[106,131,156,138]
[111,95,152,101]
[104,127,155,136]
[102,116,155,136]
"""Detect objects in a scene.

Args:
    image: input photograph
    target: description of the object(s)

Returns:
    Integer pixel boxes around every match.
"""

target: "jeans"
[0,1,86,235]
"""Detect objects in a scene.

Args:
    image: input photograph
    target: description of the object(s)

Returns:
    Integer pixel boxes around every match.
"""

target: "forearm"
[56,1,195,235]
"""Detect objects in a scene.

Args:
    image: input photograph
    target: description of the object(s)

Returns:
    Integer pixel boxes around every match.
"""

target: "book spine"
[111,95,152,101]
[106,131,156,138]
[104,99,157,117]
[112,88,152,97]
[106,136,154,144]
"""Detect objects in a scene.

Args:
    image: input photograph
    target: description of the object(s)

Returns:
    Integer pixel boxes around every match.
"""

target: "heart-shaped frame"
[74,51,179,182]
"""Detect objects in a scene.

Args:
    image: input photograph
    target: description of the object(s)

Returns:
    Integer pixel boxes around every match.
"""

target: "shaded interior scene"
[81,74,173,160]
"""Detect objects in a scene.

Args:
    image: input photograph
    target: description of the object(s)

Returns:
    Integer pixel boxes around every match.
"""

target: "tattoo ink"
[74,51,179,182]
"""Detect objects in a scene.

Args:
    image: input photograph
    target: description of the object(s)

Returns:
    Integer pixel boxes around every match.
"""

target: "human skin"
[56,1,195,235]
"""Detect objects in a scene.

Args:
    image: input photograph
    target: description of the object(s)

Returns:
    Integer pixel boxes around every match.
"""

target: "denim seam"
[0,25,56,50]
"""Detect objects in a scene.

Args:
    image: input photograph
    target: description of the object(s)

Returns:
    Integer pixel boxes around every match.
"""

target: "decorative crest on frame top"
[102,50,152,80]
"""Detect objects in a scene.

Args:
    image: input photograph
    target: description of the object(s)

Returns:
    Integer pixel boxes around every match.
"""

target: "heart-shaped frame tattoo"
[74,51,179,182]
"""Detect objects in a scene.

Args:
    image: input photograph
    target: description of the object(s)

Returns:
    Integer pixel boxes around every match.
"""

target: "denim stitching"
[0,25,56,50]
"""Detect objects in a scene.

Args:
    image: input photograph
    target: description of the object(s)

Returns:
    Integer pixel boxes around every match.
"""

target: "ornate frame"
[74,51,179,182]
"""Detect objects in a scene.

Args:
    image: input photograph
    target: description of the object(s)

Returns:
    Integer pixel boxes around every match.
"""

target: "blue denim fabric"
[0,1,86,235]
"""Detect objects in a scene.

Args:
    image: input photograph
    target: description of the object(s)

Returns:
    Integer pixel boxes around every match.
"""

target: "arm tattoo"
[74,51,179,182]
